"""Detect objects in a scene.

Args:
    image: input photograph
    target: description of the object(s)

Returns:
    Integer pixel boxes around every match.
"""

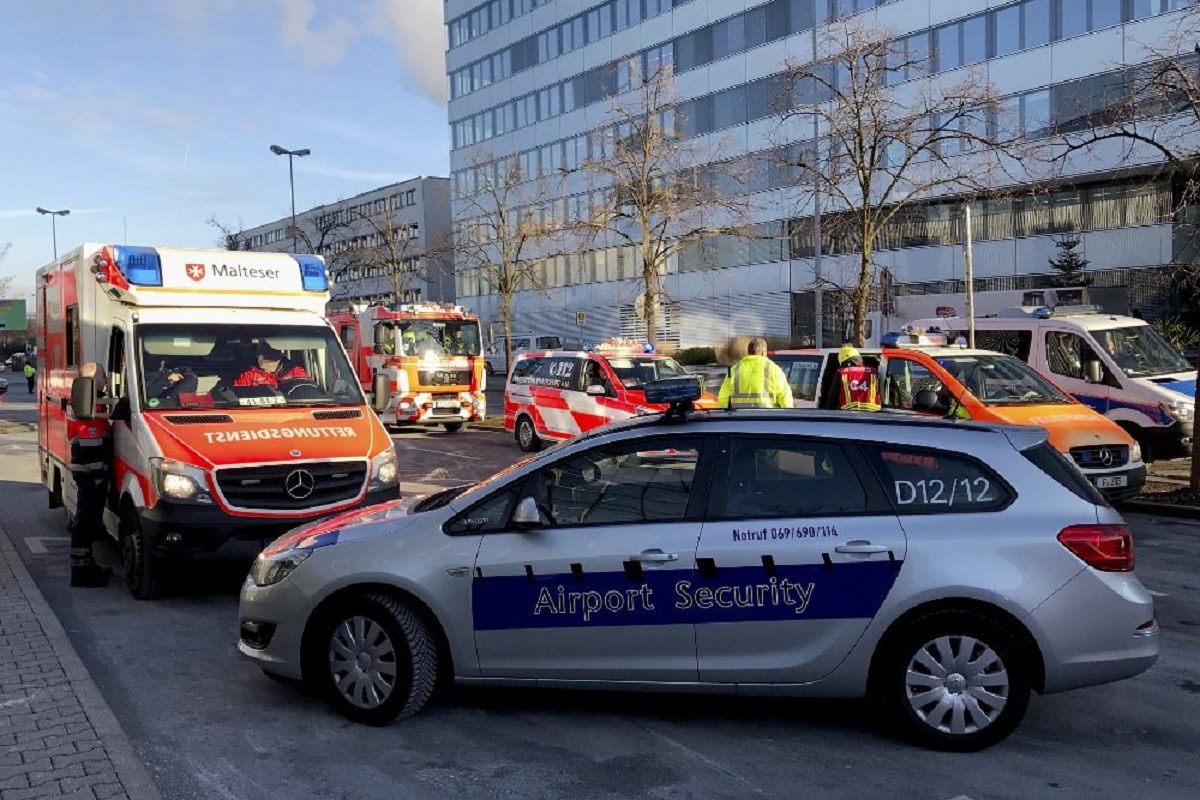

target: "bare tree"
[206,216,250,250]
[347,209,428,305]
[581,63,753,349]
[453,149,570,375]
[777,18,1034,346]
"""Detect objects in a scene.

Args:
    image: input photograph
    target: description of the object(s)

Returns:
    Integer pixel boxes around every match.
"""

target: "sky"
[0,0,449,309]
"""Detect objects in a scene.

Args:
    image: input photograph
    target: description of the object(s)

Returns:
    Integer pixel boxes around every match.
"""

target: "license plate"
[1095,475,1128,489]
[435,400,460,410]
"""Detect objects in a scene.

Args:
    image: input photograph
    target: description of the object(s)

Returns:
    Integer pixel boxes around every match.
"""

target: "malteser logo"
[186,263,206,282]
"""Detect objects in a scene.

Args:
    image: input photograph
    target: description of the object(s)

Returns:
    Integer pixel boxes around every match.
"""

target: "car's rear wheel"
[874,609,1031,752]
[307,593,437,725]
[516,416,542,452]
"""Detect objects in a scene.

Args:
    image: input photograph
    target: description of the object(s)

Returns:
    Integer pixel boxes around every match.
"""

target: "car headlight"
[1130,441,1143,464]
[250,550,311,587]
[369,447,398,491]
[149,457,213,504]
[1161,400,1194,422]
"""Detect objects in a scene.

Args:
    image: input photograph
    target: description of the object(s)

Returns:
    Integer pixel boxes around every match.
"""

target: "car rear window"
[1020,441,1109,506]
[865,445,1014,514]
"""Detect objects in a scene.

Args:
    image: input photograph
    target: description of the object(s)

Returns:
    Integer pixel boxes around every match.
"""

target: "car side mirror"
[371,372,391,412]
[913,389,944,413]
[1085,359,1103,384]
[512,497,542,529]
[586,384,606,396]
[70,376,96,420]
[111,397,131,423]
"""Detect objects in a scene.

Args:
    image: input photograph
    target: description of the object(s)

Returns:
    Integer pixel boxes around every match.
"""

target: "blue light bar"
[292,255,328,291]
[113,246,163,286]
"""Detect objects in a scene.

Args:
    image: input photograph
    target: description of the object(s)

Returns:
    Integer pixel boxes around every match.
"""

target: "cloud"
[372,0,449,106]
[275,0,361,66]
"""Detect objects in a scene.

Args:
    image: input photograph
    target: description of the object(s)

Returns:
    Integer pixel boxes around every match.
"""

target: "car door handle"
[632,550,678,563]
[834,541,889,555]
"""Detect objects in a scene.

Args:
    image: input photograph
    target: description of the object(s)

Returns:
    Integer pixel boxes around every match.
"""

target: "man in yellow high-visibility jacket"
[718,337,793,409]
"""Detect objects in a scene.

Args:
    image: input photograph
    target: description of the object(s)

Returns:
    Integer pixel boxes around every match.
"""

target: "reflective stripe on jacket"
[717,355,793,409]
[837,366,881,412]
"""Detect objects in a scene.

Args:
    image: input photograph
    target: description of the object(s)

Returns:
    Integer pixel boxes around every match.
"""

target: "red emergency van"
[37,243,396,598]
[503,339,718,451]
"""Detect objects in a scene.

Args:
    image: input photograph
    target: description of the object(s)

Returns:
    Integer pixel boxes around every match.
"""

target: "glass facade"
[447,0,1197,311]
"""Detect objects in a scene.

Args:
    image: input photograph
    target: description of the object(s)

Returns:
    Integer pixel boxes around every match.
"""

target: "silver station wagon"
[238,379,1158,751]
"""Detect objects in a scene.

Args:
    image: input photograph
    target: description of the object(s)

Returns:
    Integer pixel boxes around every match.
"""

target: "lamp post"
[35,207,70,260]
[269,144,310,251]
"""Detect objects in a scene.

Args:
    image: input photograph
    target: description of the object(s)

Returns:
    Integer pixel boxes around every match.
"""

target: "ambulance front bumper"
[393,392,484,425]
[140,485,401,560]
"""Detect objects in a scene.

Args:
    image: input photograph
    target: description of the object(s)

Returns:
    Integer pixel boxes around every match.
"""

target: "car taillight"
[1057,524,1134,572]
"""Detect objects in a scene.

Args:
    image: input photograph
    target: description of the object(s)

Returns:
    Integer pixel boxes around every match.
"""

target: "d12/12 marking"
[894,477,992,507]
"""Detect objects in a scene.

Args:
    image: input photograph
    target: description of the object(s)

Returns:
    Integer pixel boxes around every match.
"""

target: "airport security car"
[239,378,1158,751]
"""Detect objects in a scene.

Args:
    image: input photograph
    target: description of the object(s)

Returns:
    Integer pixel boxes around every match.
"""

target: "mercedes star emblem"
[1099,448,1114,467]
[285,469,316,500]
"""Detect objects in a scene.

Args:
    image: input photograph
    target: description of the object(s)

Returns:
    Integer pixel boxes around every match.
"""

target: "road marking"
[24,536,69,555]
[401,445,483,460]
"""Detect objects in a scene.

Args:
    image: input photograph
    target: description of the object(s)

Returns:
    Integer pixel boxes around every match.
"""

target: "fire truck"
[36,243,397,599]
[330,302,487,431]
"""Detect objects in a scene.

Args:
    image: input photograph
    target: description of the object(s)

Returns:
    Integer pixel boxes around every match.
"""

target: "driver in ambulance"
[235,343,311,388]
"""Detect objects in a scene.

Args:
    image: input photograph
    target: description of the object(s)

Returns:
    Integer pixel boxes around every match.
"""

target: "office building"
[242,176,454,308]
[446,0,1196,348]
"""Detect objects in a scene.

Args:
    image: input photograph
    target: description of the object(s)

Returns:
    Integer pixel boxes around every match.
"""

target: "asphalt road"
[1,392,1199,800]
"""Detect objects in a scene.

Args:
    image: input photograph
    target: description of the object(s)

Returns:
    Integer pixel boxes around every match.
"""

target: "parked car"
[239,380,1157,751]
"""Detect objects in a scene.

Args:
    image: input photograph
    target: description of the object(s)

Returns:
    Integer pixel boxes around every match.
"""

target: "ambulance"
[771,332,1146,502]
[329,302,486,432]
[36,243,397,599]
[503,338,718,451]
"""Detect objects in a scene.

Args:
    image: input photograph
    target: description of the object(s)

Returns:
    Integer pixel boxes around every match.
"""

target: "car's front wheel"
[874,609,1032,751]
[516,416,542,452]
[122,511,164,600]
[306,593,437,725]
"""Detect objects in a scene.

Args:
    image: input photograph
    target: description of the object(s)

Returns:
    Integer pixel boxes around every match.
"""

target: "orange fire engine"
[330,302,487,431]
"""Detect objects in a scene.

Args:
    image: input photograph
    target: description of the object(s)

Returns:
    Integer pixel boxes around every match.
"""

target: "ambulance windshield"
[137,324,366,410]
[390,320,482,357]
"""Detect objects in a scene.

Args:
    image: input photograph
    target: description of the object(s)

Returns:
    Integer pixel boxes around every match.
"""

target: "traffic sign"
[576,311,586,325]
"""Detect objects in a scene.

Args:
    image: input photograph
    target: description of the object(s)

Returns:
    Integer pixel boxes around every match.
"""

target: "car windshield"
[606,356,688,389]
[936,354,1073,406]
[1095,325,1192,378]
[389,320,482,357]
[137,323,366,410]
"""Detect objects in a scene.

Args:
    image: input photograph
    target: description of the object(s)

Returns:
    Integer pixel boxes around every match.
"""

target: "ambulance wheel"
[515,416,542,452]
[443,422,464,433]
[305,592,437,725]
[872,609,1031,752]
[121,512,164,600]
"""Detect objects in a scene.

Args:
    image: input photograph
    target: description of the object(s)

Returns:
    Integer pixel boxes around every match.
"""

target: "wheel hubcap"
[329,615,398,710]
[904,635,1009,736]
[519,422,532,447]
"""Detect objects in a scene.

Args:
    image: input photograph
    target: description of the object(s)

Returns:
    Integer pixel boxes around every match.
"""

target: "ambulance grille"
[312,409,363,420]
[163,414,234,425]
[420,369,471,386]
[215,461,368,510]
[1069,445,1130,469]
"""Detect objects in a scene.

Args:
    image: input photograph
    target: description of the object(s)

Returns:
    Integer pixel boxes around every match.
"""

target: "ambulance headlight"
[251,550,311,587]
[369,448,399,490]
[150,458,213,504]
[1130,441,1143,464]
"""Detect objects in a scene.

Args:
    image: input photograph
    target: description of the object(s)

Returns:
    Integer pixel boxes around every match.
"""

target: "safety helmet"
[838,345,861,365]
[403,330,416,341]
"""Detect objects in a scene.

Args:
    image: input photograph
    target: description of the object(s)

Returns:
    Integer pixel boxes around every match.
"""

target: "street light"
[269,144,311,251]
[35,207,70,260]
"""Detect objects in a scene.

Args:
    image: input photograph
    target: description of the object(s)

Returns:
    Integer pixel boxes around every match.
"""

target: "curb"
[1120,501,1200,520]
[0,521,163,800]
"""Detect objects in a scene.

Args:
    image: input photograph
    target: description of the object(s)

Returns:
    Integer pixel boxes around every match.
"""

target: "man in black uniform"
[69,363,113,587]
